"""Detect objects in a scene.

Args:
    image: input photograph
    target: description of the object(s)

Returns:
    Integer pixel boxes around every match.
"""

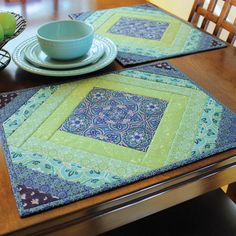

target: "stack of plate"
[12,34,117,77]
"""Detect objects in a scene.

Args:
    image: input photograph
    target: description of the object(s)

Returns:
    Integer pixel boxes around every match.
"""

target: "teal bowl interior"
[37,20,94,60]
[37,20,93,41]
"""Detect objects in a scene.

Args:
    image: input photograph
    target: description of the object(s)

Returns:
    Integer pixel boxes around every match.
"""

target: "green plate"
[24,35,105,70]
[13,35,117,77]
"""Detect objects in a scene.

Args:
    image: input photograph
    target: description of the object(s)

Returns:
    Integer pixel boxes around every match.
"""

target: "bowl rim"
[36,20,94,43]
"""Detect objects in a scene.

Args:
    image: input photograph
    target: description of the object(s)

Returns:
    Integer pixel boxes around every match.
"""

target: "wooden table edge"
[4,153,236,236]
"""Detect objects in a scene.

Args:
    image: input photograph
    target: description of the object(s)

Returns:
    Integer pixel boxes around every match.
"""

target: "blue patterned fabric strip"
[216,107,236,147]
[17,184,59,209]
[14,164,93,200]
[0,87,40,123]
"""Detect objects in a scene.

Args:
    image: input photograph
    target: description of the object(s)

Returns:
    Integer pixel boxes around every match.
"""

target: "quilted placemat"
[70,4,227,66]
[1,61,236,217]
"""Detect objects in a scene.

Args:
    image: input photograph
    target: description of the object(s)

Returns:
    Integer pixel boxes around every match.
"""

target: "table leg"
[227,182,236,203]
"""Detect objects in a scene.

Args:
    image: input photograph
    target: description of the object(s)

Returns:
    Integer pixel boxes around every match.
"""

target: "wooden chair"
[188,0,236,44]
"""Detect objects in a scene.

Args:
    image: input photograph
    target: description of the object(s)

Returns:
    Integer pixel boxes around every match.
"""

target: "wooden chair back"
[188,0,236,44]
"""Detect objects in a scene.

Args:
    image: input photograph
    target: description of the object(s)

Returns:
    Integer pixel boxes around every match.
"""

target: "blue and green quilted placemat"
[1,61,236,217]
[70,4,226,66]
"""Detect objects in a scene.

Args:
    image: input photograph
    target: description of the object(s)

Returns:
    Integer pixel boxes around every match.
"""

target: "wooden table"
[0,0,236,235]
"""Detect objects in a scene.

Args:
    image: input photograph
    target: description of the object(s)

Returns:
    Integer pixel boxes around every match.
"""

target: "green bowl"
[37,20,94,60]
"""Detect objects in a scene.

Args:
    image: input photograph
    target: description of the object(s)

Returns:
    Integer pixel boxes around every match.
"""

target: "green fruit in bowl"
[0,24,4,42]
[0,12,16,38]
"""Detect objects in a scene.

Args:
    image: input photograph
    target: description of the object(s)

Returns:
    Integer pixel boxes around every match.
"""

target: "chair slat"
[196,7,219,23]
[189,0,236,45]
[227,18,236,43]
[213,1,231,36]
[201,0,217,29]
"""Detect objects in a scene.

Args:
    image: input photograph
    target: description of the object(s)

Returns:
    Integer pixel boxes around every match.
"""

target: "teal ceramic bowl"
[37,20,94,60]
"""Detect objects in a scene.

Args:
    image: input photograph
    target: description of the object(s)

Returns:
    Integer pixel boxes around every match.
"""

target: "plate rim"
[13,34,117,77]
[24,36,105,70]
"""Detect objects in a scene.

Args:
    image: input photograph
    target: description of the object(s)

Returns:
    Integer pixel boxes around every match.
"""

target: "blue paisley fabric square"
[108,17,170,41]
[60,87,168,152]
